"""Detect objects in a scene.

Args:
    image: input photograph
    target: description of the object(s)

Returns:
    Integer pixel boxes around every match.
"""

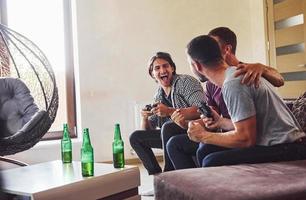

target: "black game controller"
[198,102,212,118]
[144,103,158,111]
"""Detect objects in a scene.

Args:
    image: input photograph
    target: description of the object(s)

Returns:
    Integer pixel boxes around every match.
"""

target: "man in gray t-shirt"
[223,67,303,146]
[185,35,306,167]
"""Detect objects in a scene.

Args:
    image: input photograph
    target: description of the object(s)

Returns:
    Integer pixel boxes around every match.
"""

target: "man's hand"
[140,109,154,120]
[152,103,173,117]
[171,109,188,129]
[140,107,155,130]
[187,121,207,143]
[234,63,265,88]
[201,108,221,131]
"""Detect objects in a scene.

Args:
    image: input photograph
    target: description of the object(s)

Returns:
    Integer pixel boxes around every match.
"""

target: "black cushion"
[0,77,38,137]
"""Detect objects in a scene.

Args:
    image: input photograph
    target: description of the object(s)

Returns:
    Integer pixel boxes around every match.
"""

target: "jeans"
[129,121,186,175]
[166,134,199,169]
[196,140,306,167]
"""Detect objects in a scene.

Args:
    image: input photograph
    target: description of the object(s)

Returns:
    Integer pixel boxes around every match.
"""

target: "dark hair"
[208,27,237,54]
[148,52,176,78]
[187,35,223,67]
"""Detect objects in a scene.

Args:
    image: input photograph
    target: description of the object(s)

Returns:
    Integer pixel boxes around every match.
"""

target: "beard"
[192,67,208,83]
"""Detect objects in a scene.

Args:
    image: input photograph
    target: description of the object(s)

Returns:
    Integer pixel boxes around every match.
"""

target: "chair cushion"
[3,110,47,144]
[292,92,306,132]
[0,77,38,137]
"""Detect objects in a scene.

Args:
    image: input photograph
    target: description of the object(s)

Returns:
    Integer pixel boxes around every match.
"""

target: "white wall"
[10,0,267,164]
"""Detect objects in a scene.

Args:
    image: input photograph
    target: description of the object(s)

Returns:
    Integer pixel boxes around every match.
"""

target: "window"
[0,0,76,139]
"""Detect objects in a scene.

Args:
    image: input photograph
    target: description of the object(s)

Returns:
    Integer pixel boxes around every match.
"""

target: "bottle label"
[81,149,94,163]
[62,151,72,163]
[113,145,124,153]
[62,142,72,151]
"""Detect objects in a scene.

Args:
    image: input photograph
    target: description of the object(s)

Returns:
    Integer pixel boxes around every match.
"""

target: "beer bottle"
[61,123,72,163]
[112,123,125,168]
[81,128,94,176]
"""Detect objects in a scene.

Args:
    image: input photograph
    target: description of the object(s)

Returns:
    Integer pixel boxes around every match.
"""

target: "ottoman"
[154,160,306,200]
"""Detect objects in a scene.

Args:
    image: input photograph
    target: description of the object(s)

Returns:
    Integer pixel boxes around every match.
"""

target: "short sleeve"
[205,82,216,107]
[222,80,256,123]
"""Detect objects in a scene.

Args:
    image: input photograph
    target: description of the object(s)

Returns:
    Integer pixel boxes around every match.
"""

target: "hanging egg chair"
[0,23,59,156]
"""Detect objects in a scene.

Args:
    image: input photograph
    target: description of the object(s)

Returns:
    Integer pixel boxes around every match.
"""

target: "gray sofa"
[154,92,306,200]
[155,160,306,200]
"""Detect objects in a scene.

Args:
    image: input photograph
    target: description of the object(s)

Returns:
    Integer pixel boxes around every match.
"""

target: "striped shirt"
[149,74,205,128]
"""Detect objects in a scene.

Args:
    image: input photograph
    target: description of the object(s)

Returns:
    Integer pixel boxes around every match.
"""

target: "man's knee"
[196,144,207,166]
[166,135,187,155]
[161,121,182,141]
[161,122,176,135]
[166,136,177,155]
[129,130,143,146]
[202,153,223,167]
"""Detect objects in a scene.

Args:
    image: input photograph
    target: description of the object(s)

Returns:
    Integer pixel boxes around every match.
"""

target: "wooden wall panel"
[276,52,305,72]
[274,0,303,21]
[275,24,304,47]
[277,80,306,98]
[267,0,306,98]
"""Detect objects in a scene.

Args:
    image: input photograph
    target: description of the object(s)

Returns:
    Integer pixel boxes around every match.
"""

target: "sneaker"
[140,188,154,196]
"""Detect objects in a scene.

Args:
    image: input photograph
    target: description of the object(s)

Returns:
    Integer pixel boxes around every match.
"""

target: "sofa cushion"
[292,91,306,132]
[0,77,38,137]
[154,160,306,200]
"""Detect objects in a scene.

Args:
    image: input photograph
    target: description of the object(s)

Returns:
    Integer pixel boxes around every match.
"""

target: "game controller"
[144,103,158,111]
[198,102,212,118]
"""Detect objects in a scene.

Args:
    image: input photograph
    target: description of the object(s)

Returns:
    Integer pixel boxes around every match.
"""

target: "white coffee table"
[1,160,140,200]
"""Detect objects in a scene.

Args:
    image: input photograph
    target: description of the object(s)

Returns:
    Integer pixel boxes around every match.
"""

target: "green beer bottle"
[112,123,125,168]
[81,128,94,176]
[61,123,72,163]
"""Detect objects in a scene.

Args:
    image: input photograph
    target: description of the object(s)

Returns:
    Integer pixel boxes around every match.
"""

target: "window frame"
[0,0,77,139]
